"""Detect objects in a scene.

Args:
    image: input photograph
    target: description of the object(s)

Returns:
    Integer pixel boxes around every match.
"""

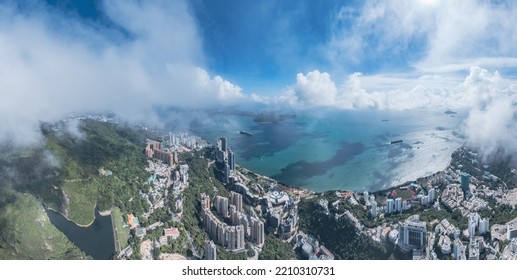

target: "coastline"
[237,165,315,194]
[237,148,458,197]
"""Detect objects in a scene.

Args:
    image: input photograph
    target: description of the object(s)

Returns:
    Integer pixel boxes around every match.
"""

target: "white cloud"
[463,94,517,158]
[286,66,516,111]
[0,0,248,146]
[291,70,337,107]
[2,0,517,162]
[284,66,517,160]
[327,0,517,73]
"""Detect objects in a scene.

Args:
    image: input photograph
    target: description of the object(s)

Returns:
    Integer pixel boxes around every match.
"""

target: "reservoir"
[45,208,115,260]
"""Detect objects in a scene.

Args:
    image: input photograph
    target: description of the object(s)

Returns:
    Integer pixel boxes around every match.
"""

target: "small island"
[253,112,296,124]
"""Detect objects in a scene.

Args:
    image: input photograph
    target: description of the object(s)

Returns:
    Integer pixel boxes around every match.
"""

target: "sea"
[168,109,466,193]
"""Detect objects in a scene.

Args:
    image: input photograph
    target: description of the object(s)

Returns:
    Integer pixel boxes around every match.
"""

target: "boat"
[240,131,252,136]
[390,140,403,144]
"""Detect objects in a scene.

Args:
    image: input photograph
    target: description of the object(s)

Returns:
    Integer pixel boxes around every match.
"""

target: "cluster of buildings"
[467,213,490,238]
[497,217,517,259]
[169,132,208,150]
[144,162,170,197]
[420,187,436,206]
[319,199,330,215]
[144,138,192,219]
[135,225,182,258]
[141,158,186,219]
[500,239,517,260]
[70,113,118,124]
[378,165,496,260]
[200,193,246,252]
[441,168,489,212]
[119,135,199,260]
[441,234,484,261]
[499,217,517,260]
[341,210,363,233]
[385,197,408,214]
[360,192,378,217]
[435,218,461,257]
[295,232,334,260]
[128,213,180,250]
[448,213,489,260]
[441,184,465,210]
[365,225,389,243]
[207,136,303,258]
[462,196,489,212]
[397,215,427,253]
[145,139,178,167]
[168,164,190,217]
[378,185,436,217]
[152,227,181,249]
[206,136,299,259]
[214,137,235,184]
[507,218,517,240]
[265,189,298,239]
[200,192,265,254]
[381,168,494,260]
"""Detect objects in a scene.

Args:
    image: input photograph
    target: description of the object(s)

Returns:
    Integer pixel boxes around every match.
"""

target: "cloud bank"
[280,66,517,160]
[463,94,517,157]
[1,0,516,162]
[0,0,248,145]
[326,0,517,73]
[284,67,515,110]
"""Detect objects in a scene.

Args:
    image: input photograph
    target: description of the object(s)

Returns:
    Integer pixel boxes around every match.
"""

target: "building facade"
[205,240,217,260]
[398,215,427,252]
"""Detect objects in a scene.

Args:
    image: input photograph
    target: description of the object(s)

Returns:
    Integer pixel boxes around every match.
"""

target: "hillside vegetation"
[0,119,151,259]
[0,189,88,259]
[298,196,406,260]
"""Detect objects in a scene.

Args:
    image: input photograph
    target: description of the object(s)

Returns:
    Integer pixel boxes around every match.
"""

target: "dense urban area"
[119,122,517,260]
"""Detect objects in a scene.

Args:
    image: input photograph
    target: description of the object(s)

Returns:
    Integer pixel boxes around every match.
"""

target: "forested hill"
[0,119,152,259]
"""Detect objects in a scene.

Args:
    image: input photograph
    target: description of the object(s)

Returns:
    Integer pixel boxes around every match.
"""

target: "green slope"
[0,189,88,260]
[40,120,150,225]
[0,119,151,259]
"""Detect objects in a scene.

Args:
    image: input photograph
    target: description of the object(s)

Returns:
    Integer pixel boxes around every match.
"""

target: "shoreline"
[43,203,106,228]
[236,165,316,197]
[236,149,458,197]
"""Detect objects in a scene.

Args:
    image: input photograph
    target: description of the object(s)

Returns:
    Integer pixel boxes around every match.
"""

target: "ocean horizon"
[168,109,466,193]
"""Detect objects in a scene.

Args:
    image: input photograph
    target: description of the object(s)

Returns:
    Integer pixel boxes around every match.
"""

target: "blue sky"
[33,0,517,95]
[190,0,347,93]
[2,0,517,148]
[35,0,349,93]
[35,0,433,93]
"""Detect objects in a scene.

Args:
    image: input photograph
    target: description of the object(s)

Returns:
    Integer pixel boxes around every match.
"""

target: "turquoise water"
[175,109,465,192]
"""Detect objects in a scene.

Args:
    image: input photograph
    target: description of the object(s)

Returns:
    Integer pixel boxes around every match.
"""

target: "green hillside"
[0,189,88,259]
[0,119,151,259]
